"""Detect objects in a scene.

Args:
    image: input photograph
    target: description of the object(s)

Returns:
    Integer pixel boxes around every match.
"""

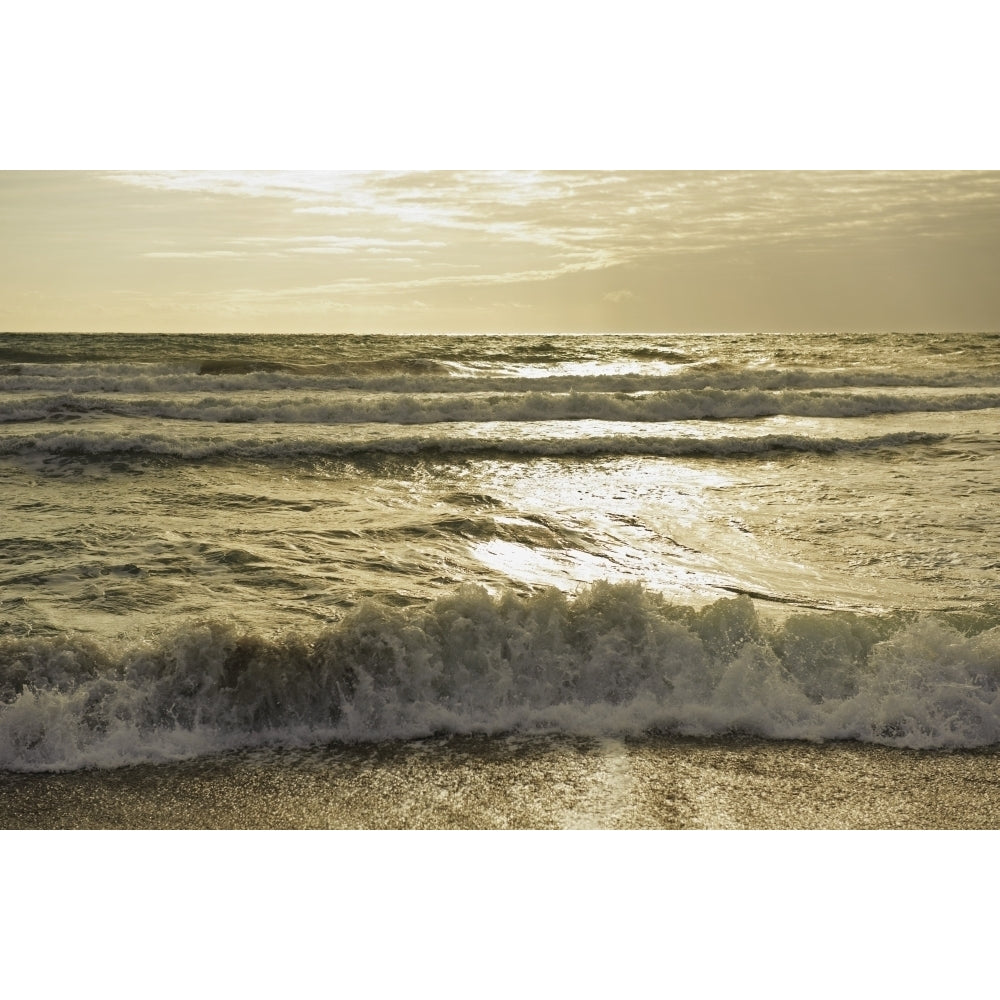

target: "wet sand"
[2,734,998,829]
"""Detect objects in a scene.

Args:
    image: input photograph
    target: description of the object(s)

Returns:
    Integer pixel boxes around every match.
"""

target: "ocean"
[2,330,999,826]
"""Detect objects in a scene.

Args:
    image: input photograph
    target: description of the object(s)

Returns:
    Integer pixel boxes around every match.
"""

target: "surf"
[3,582,1000,771]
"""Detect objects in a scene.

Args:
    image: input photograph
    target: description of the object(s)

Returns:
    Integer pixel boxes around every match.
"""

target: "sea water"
[2,331,999,771]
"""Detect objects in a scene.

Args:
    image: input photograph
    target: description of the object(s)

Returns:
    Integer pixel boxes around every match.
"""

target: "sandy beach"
[3,734,998,830]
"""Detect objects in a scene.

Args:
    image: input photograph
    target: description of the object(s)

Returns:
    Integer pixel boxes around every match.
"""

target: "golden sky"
[3,170,999,334]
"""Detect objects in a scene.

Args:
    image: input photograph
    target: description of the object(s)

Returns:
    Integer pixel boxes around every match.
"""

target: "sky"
[3,169,999,334]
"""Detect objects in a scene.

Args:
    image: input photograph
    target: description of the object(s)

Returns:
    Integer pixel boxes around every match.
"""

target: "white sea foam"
[2,583,1000,770]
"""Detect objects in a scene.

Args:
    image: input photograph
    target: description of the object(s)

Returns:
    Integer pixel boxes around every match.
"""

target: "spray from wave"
[3,582,1000,771]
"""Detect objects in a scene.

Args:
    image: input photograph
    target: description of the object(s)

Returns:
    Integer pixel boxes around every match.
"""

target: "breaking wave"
[3,582,1000,771]
[3,389,1000,425]
[0,428,947,462]
[3,364,999,398]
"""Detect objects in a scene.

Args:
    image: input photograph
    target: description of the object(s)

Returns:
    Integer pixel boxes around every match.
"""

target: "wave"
[625,347,693,363]
[2,388,999,426]
[3,582,1000,770]
[3,365,999,397]
[196,356,449,377]
[0,428,948,462]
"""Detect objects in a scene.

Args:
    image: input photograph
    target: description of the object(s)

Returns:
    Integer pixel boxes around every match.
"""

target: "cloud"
[143,250,248,259]
[110,170,1000,283]
[6,170,1000,332]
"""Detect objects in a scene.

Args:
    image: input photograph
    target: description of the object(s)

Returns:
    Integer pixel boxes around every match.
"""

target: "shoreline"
[3,734,998,830]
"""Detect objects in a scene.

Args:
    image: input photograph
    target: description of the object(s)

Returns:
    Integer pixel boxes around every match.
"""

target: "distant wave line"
[0,428,949,462]
[2,389,1000,426]
[3,366,1000,398]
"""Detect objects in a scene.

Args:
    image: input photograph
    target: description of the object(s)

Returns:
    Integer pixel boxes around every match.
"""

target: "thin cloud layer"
[3,171,999,332]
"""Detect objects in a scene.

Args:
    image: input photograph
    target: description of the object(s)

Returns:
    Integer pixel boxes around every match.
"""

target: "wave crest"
[0,428,948,463]
[3,582,1000,770]
[3,389,1000,426]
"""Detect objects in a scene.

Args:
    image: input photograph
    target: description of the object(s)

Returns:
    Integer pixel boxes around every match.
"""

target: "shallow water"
[3,734,997,829]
